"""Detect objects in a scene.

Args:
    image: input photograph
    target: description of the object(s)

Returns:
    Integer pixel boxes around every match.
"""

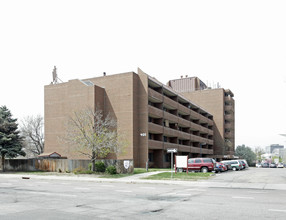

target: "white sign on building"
[124,160,130,169]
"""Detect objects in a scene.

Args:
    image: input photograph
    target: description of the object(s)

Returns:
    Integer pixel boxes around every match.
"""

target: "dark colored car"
[215,162,226,173]
[220,161,232,170]
[184,158,216,173]
[262,163,269,168]
[221,163,227,171]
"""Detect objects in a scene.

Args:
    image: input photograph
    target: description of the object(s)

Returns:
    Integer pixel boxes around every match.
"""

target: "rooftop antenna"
[52,66,63,84]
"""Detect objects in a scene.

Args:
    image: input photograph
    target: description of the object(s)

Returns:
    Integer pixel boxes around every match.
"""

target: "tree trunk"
[92,151,96,171]
[1,154,5,172]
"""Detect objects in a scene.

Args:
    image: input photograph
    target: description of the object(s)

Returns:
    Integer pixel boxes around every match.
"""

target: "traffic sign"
[167,148,177,153]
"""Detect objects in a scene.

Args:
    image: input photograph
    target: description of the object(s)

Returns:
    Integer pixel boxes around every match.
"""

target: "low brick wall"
[1,158,134,174]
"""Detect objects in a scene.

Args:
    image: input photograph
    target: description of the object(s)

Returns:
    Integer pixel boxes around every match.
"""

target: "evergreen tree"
[235,144,256,166]
[0,106,25,171]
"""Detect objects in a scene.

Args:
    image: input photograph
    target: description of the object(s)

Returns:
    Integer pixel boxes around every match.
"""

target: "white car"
[277,163,284,168]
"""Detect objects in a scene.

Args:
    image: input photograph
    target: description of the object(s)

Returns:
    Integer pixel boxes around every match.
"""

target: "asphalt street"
[0,168,286,220]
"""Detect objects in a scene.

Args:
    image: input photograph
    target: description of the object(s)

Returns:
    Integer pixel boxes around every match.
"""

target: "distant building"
[265,144,284,154]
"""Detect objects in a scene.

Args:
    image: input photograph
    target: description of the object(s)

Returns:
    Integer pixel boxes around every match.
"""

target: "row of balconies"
[225,114,234,121]
[148,105,213,134]
[225,131,234,139]
[224,123,234,130]
[225,104,234,113]
[148,122,213,145]
[148,88,213,125]
[224,96,234,104]
[148,140,214,154]
[224,95,235,144]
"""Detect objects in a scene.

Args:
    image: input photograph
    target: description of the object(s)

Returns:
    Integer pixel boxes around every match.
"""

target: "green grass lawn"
[133,168,170,174]
[143,172,214,181]
[2,168,214,181]
[100,168,170,178]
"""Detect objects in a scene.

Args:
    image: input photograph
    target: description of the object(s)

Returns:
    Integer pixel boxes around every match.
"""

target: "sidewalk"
[1,171,286,191]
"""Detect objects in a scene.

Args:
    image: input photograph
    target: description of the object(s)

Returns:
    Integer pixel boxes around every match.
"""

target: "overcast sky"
[1,0,286,149]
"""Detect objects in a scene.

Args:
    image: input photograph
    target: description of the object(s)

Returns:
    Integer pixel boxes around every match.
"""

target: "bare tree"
[20,115,44,157]
[254,147,265,163]
[66,107,124,171]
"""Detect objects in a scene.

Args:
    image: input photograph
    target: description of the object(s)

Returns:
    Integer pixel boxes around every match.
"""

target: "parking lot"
[212,167,286,185]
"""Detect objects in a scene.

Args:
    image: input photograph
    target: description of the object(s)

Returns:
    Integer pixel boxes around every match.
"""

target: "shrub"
[75,170,94,174]
[73,167,86,174]
[106,165,117,175]
[88,163,92,171]
[95,161,106,172]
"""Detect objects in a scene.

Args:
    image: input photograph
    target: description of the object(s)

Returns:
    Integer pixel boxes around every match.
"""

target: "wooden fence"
[1,158,134,173]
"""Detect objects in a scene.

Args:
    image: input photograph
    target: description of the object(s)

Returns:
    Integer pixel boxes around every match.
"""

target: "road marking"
[23,191,77,197]
[165,193,176,195]
[176,193,192,196]
[101,185,115,187]
[74,187,90,190]
[115,190,132,193]
[139,187,156,190]
[247,191,267,194]
[232,196,254,199]
[269,209,286,213]
[187,189,206,192]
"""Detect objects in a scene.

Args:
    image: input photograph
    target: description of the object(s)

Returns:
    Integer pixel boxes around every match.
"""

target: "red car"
[183,158,216,173]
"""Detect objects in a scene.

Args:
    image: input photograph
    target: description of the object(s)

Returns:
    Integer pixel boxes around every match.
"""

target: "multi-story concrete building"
[44,68,215,168]
[265,144,284,154]
[168,76,235,159]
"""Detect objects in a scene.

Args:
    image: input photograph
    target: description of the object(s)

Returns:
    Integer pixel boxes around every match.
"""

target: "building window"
[165,153,170,162]
[148,153,154,162]
[163,136,168,142]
